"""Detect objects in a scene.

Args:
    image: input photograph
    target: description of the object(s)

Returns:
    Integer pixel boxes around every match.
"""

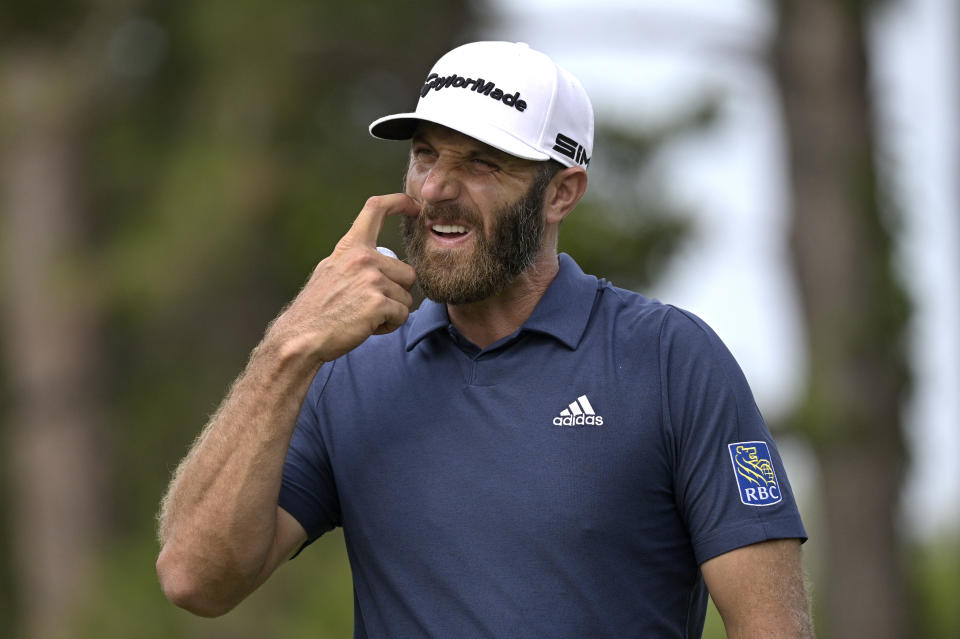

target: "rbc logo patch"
[728,441,782,507]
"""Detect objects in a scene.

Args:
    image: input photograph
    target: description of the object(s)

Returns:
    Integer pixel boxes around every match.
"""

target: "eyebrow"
[412,131,497,156]
[411,133,531,170]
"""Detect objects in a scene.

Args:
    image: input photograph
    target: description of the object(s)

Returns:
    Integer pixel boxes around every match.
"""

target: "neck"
[446,250,560,349]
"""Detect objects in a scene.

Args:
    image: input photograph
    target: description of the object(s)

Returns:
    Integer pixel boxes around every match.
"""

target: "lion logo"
[728,441,782,506]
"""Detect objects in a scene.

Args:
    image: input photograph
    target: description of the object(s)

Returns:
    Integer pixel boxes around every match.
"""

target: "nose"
[418,161,461,206]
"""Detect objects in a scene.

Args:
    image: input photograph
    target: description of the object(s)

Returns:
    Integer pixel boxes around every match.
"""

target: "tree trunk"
[1,49,106,639]
[773,1,912,638]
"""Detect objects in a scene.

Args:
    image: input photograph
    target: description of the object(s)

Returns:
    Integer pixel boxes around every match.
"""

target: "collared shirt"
[280,253,806,639]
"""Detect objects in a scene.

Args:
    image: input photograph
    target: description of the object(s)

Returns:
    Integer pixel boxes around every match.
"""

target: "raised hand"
[265,194,420,364]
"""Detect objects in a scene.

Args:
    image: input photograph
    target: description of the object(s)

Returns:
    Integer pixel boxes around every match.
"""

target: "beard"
[401,172,551,305]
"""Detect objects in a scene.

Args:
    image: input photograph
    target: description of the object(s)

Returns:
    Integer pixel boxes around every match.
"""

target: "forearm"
[156,194,418,615]
[721,589,813,639]
[156,333,321,614]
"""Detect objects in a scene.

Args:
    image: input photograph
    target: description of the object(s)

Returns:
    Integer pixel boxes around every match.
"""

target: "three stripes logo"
[553,394,604,427]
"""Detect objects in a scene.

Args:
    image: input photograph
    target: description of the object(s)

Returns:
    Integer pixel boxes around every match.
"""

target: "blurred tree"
[1,23,108,639]
[773,0,912,637]
[561,101,717,291]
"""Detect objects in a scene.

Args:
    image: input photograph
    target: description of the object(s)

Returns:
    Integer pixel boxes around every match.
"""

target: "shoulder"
[595,280,670,327]
[655,304,741,373]
[591,281,745,386]
[593,280,717,347]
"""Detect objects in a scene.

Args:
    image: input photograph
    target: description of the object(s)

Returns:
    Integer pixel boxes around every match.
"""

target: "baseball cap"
[369,41,594,169]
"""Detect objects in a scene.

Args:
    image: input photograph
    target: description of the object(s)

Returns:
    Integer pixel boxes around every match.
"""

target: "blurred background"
[1,0,956,637]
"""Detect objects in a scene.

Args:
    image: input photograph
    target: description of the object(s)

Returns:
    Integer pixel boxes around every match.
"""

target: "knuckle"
[344,248,376,270]
[364,195,385,210]
[376,295,399,315]
[310,258,327,277]
[358,267,383,288]
[385,302,409,325]
[402,263,417,284]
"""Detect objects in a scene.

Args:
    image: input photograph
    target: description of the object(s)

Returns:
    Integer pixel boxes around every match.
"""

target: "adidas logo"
[553,394,604,427]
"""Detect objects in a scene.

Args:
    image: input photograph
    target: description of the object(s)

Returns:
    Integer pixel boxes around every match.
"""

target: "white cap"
[369,41,594,169]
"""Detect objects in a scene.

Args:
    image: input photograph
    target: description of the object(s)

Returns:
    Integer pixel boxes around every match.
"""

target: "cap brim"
[369,112,551,162]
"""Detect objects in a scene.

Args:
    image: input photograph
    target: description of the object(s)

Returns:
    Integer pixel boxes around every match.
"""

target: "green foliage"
[89,0,471,540]
[0,0,88,42]
[702,597,727,639]
[561,101,718,291]
[75,530,355,638]
[910,531,960,638]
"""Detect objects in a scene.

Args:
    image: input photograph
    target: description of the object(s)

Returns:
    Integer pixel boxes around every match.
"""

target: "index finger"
[349,194,421,247]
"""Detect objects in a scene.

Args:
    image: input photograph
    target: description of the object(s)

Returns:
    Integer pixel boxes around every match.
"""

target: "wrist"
[258,328,326,371]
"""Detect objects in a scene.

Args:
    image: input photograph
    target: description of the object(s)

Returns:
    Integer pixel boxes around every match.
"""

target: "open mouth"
[431,224,469,238]
[430,224,470,241]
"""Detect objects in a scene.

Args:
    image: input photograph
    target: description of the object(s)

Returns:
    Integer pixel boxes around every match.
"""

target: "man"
[157,41,812,638]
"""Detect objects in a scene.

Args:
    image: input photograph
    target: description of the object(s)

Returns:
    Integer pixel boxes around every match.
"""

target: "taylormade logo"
[421,72,528,112]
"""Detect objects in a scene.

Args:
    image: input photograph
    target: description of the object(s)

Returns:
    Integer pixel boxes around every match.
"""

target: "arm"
[701,538,813,639]
[155,195,419,617]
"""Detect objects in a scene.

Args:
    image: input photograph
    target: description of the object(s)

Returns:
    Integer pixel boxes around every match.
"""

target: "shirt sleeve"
[659,307,807,565]
[278,361,342,548]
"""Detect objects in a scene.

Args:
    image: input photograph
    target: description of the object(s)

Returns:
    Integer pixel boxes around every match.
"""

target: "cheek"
[482,181,529,212]
[463,183,515,216]
[403,169,420,197]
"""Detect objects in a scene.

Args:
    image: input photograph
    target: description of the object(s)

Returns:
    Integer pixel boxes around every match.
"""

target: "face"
[401,125,554,305]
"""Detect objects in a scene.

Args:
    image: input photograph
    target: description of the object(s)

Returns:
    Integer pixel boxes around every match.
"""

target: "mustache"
[417,203,484,227]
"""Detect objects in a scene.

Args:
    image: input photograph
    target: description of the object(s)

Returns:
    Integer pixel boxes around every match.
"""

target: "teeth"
[432,224,467,234]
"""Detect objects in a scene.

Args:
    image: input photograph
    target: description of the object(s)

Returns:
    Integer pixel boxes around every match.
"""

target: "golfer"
[157,41,812,638]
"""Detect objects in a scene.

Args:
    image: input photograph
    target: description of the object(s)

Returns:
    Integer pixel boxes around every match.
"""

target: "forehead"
[411,122,535,168]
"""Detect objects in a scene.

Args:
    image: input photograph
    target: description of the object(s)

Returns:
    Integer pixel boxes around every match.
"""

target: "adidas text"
[553,414,604,427]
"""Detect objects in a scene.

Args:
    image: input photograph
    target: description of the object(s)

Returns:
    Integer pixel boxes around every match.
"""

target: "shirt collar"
[405,253,599,352]
[404,297,451,351]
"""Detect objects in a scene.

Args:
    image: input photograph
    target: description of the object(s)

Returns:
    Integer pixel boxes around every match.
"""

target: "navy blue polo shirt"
[279,253,806,639]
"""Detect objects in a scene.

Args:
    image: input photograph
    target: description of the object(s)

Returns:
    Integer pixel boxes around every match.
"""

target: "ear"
[543,167,588,225]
